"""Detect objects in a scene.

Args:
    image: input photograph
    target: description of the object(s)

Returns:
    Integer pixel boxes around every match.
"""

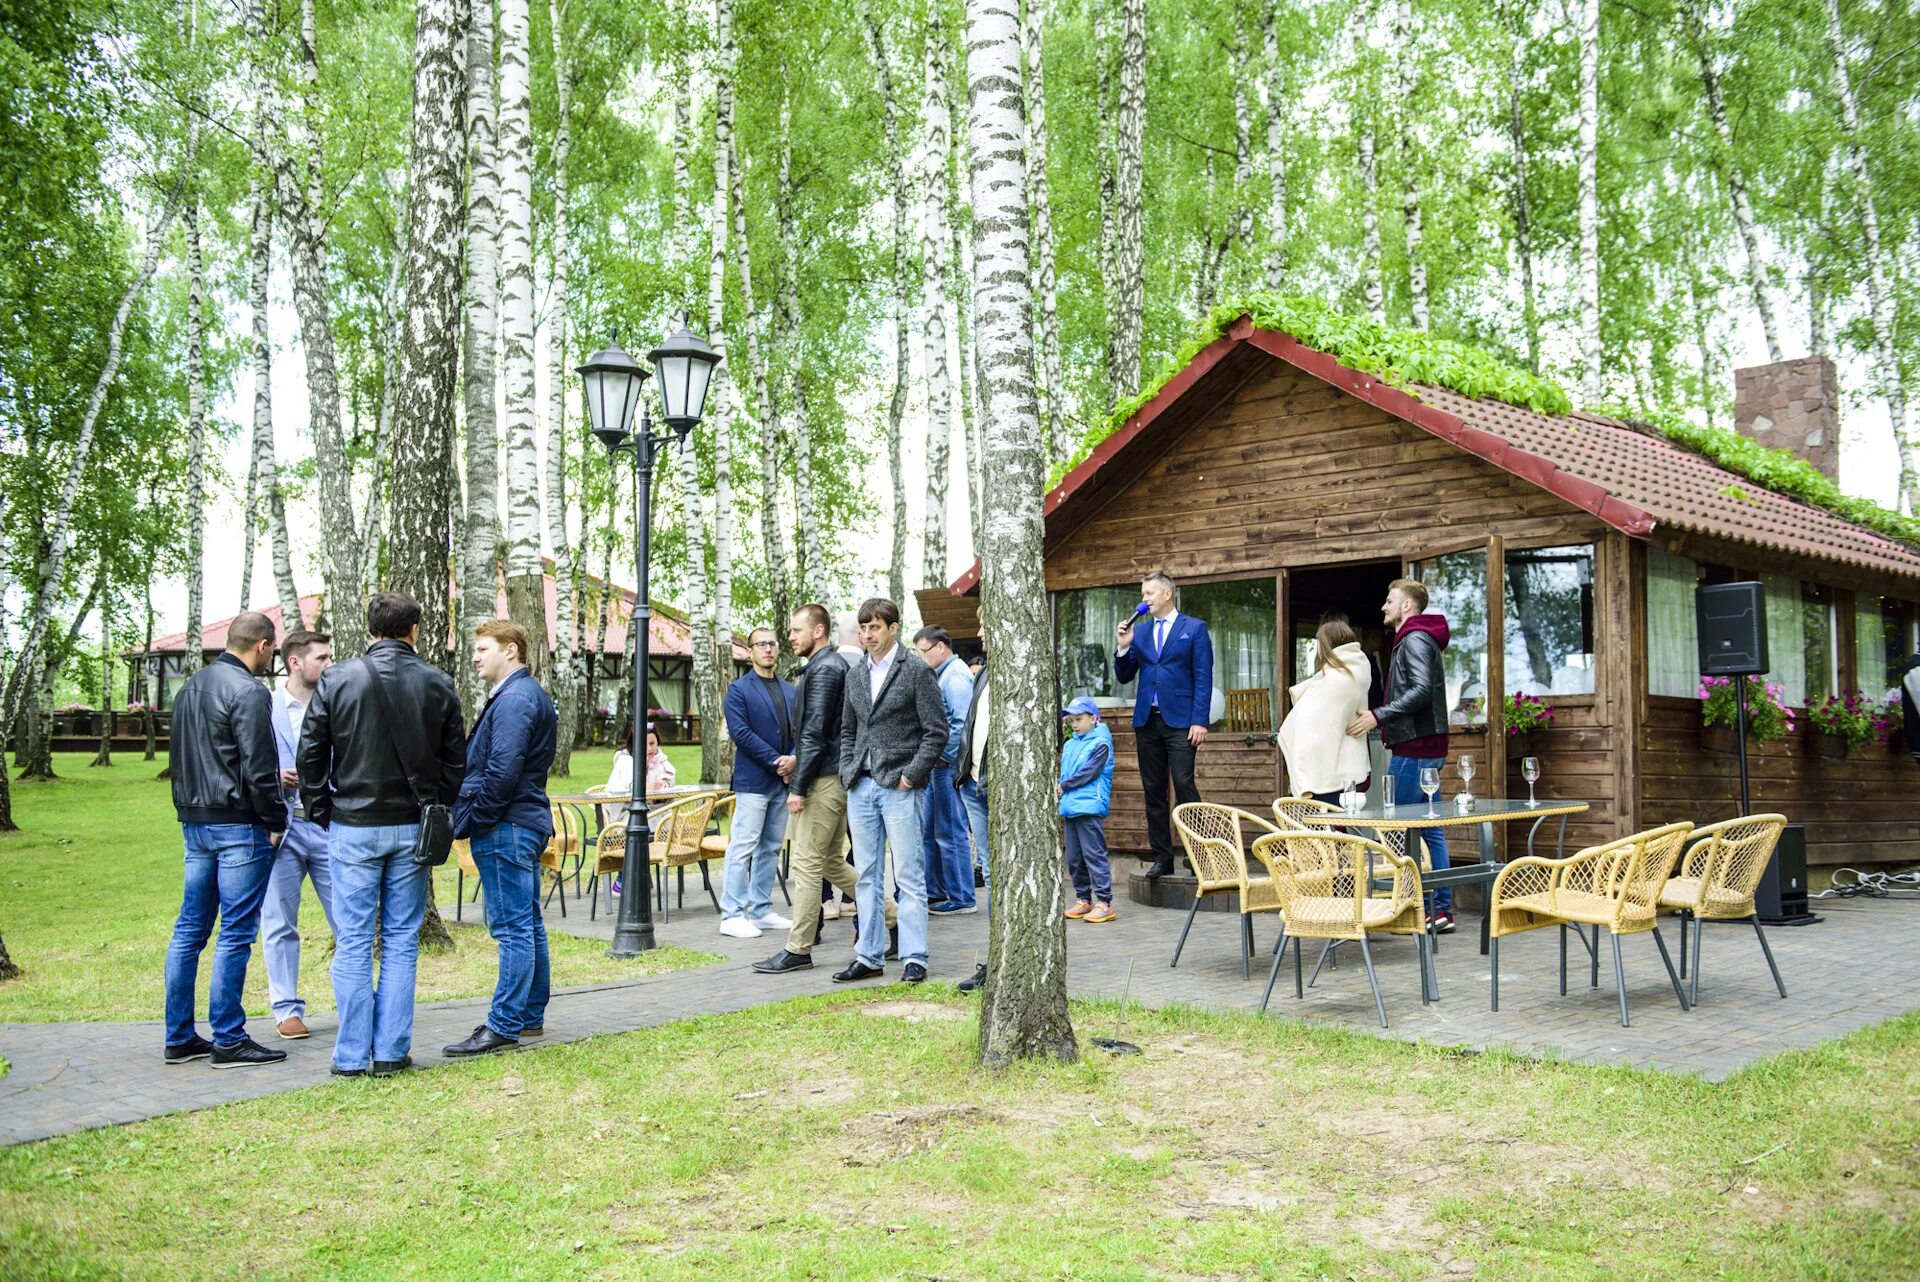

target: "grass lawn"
[0,748,713,1024]
[0,992,1914,1280]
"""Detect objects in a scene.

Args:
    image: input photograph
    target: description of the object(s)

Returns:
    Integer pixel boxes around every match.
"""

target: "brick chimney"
[1733,355,1840,481]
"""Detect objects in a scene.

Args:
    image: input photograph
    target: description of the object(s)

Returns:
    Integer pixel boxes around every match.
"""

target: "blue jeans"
[959,777,990,913]
[164,823,277,1047]
[260,817,336,1020]
[1387,755,1452,913]
[327,823,428,1069]
[848,777,929,967]
[720,790,789,921]
[472,822,551,1038]
[923,764,975,909]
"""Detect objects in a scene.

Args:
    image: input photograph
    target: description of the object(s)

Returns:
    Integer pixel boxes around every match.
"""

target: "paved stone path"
[2,876,1914,1147]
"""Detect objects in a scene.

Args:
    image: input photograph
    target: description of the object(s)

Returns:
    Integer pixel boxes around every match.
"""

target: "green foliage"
[1698,674,1794,742]
[1503,692,1555,736]
[1807,690,1897,749]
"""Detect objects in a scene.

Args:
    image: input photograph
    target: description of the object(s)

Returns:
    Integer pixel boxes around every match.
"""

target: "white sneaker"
[821,900,842,920]
[719,917,763,939]
[752,912,792,931]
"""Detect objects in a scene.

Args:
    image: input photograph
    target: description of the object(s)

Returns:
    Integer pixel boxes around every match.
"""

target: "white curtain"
[1762,572,1806,707]
[1646,548,1699,698]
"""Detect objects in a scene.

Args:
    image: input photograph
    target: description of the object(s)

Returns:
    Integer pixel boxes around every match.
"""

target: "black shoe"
[444,1025,519,1057]
[370,1055,414,1077]
[164,1035,214,1066]
[957,963,987,993]
[753,948,814,974]
[902,962,928,985]
[210,1037,287,1070]
[832,960,885,984]
[1141,861,1175,880]
[331,1065,366,1077]
[973,868,986,889]
[886,925,900,960]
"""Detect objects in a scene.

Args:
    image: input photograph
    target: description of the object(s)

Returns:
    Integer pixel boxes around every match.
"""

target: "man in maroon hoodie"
[1347,578,1456,931]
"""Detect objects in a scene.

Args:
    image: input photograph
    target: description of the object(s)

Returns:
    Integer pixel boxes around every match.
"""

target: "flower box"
[1700,723,1735,754]
[1805,730,1849,761]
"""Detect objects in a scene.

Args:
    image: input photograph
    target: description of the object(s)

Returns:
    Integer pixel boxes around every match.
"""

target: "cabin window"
[1053,585,1141,710]
[1412,549,1490,726]
[1854,596,1914,701]
[1177,577,1278,730]
[1798,583,1837,707]
[1646,548,1703,698]
[1503,545,1595,697]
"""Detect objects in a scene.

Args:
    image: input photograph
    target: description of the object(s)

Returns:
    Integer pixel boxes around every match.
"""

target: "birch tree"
[1504,6,1539,373]
[1393,0,1427,330]
[730,146,791,650]
[777,102,822,600]
[460,0,502,720]
[1112,0,1146,402]
[180,196,208,678]
[546,0,580,772]
[1261,8,1287,289]
[1021,0,1064,463]
[1094,0,1117,388]
[244,155,302,624]
[89,559,112,769]
[498,0,548,677]
[1577,0,1601,402]
[862,0,912,606]
[920,6,956,585]
[1823,0,1915,512]
[1359,128,1384,322]
[962,0,1076,1068]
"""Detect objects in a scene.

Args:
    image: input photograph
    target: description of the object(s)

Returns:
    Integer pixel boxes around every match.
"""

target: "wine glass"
[1419,766,1441,817]
[1458,754,1476,799]
[1521,756,1541,808]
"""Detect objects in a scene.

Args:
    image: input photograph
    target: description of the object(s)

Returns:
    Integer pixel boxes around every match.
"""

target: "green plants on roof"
[1049,294,1920,552]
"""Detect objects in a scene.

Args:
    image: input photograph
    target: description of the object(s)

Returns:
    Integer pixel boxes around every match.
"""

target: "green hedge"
[1050,293,1919,550]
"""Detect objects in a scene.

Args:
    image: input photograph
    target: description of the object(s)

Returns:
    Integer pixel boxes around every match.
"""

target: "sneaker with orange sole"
[1084,902,1116,923]
[1064,900,1092,919]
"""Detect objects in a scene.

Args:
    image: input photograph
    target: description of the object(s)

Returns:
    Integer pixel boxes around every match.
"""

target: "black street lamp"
[579,324,721,957]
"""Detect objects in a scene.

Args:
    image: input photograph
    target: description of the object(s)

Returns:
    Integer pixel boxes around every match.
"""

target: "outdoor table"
[1300,798,1591,955]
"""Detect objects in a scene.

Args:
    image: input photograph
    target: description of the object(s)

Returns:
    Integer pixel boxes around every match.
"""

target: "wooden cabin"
[930,316,1920,869]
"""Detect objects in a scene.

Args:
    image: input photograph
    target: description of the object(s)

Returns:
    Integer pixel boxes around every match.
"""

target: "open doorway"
[1287,560,1400,709]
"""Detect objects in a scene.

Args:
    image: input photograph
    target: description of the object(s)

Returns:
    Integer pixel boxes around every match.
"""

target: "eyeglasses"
[752,640,778,649]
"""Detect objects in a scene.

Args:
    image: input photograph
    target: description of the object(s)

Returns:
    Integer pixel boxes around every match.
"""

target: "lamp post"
[578,324,721,957]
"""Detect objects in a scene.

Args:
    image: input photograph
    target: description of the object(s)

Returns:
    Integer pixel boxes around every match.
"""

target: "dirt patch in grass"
[858,999,971,1023]
[840,1104,1000,1167]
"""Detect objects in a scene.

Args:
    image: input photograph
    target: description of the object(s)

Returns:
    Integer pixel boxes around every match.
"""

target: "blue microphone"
[1123,600,1149,635]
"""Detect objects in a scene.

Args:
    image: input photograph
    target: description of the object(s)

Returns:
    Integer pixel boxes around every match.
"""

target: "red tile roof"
[948,319,1920,591]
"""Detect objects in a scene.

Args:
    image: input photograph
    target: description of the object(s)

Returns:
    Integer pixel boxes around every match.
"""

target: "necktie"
[1156,618,1168,654]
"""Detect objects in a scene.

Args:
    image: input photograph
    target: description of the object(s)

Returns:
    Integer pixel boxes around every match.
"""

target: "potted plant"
[1806,691,1877,760]
[1697,676,1793,753]
[1503,693,1555,759]
[1877,695,1905,755]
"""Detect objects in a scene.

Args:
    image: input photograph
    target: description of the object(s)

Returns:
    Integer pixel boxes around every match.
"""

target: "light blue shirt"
[932,655,974,767]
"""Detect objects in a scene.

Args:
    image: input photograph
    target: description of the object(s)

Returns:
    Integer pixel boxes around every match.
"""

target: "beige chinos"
[784,776,893,954]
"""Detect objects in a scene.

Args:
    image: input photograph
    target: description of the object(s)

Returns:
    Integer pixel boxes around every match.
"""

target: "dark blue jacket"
[1114,613,1214,730]
[452,667,557,840]
[726,670,796,796]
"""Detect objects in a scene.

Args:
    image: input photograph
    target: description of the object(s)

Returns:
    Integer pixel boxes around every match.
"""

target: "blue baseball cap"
[1062,697,1100,718]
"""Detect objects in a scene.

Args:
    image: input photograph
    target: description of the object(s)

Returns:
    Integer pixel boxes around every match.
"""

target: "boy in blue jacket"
[1058,697,1117,924]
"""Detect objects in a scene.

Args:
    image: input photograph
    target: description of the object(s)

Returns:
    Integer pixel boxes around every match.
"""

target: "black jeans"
[1136,710,1201,867]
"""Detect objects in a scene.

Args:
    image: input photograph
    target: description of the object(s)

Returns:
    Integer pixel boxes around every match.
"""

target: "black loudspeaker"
[1756,823,1817,925]
[1697,581,1769,676]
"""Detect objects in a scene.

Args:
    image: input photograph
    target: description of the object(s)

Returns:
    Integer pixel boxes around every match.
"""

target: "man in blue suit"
[719,628,798,939]
[1114,571,1213,878]
[259,629,337,1041]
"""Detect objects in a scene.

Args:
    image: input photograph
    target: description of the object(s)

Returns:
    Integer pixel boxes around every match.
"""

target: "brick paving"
[2,872,1915,1147]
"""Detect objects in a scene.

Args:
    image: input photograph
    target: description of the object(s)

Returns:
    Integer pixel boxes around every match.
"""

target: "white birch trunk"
[1824,0,1915,512]
[776,109,821,600]
[921,6,955,586]
[1578,0,1601,402]
[1261,10,1287,290]
[962,0,1076,1068]
[1359,129,1383,322]
[182,197,208,677]
[1094,0,1117,388]
[546,0,579,771]
[1112,0,1146,401]
[700,0,740,784]
[461,0,502,718]
[730,147,791,645]
[861,0,912,606]
[1231,12,1254,271]
[1394,0,1426,330]
[360,237,406,600]
[387,0,467,686]
[1506,30,1539,373]
[498,0,548,676]
[1021,0,1064,463]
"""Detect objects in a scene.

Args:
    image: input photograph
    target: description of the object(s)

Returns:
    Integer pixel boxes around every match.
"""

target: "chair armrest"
[1491,854,1569,905]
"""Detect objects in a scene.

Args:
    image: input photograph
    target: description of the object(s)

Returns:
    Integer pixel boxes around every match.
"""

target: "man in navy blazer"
[719,628,798,939]
[1114,570,1214,878]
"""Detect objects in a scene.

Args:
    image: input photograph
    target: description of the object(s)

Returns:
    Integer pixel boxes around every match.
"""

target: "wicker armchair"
[451,838,483,922]
[1659,814,1789,1004]
[1487,820,1694,1026]
[1249,829,1432,1026]
[1271,796,1341,831]
[1170,803,1282,976]
[587,792,720,922]
[539,804,587,916]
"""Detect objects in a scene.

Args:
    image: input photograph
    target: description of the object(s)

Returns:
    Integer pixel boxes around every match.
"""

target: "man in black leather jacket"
[297,592,465,1076]
[1348,577,1457,930]
[754,604,893,975]
[163,610,290,1070]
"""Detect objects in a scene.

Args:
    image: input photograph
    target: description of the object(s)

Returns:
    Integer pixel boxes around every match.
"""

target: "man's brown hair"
[794,603,831,641]
[227,611,276,652]
[476,619,533,665]
[282,629,331,662]
[1388,578,1430,613]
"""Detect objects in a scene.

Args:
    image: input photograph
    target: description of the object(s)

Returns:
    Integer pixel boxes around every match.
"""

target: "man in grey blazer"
[259,629,338,1040]
[836,598,948,984]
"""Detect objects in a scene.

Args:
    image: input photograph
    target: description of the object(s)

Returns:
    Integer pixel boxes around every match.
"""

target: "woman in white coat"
[1279,619,1374,802]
